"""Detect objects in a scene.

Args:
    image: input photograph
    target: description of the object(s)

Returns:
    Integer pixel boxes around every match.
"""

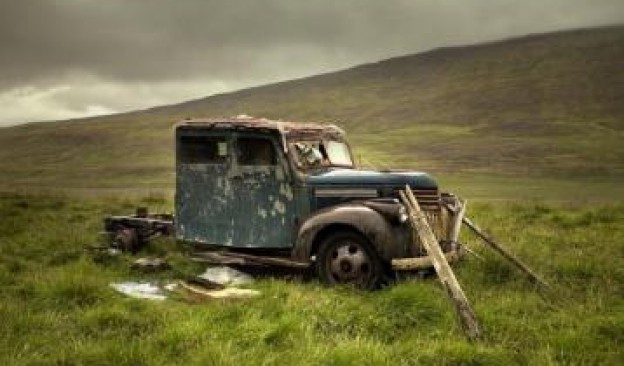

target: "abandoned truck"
[104,116,462,289]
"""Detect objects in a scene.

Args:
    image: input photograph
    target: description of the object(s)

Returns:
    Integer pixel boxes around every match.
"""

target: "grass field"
[1,192,623,365]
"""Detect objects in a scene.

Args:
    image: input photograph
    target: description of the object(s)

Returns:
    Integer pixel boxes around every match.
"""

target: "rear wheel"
[316,231,383,290]
[112,227,140,253]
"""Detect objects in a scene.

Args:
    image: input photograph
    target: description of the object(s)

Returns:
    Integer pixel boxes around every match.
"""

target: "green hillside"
[1,26,623,196]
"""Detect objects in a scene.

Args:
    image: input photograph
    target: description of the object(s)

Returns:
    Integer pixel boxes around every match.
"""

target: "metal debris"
[179,281,261,299]
[198,266,254,286]
[110,282,167,301]
[131,257,170,272]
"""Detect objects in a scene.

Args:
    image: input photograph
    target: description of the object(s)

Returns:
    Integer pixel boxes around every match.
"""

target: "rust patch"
[176,116,345,140]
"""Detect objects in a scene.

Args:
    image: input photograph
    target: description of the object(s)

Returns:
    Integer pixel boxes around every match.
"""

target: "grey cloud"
[0,0,622,125]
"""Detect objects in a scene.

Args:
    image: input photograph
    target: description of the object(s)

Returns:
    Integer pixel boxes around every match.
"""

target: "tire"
[113,227,140,254]
[316,231,383,290]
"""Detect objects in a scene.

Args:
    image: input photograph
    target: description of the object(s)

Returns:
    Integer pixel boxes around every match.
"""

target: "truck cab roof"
[176,116,346,140]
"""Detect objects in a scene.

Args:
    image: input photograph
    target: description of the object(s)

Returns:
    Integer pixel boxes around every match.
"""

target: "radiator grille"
[415,189,441,210]
[395,188,452,256]
[393,188,441,210]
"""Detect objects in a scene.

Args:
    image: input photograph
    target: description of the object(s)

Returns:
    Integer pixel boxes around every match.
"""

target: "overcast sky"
[1,0,622,126]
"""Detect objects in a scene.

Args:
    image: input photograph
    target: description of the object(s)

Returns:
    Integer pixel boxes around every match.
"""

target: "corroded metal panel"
[175,127,297,249]
[230,164,296,248]
[176,162,235,245]
[176,116,345,141]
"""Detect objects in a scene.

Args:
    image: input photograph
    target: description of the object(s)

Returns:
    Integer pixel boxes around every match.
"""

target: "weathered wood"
[449,199,467,243]
[391,249,461,270]
[185,276,226,290]
[442,201,482,261]
[400,186,481,341]
[179,281,261,299]
[462,216,549,289]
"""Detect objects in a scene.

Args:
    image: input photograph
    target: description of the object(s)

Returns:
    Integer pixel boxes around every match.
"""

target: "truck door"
[230,134,296,248]
[175,132,235,245]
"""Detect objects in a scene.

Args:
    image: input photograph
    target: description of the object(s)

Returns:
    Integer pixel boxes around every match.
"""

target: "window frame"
[235,135,279,167]
[177,134,229,165]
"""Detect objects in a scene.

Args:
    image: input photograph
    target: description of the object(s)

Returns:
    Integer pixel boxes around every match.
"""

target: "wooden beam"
[448,199,479,260]
[391,249,461,270]
[179,281,260,299]
[462,216,549,289]
[449,199,467,243]
[400,186,481,341]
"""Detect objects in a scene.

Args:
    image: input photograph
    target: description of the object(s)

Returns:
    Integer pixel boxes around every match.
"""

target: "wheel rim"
[326,240,373,284]
[114,228,138,253]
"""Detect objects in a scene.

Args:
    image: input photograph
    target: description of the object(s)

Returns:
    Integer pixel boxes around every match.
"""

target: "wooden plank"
[391,249,461,270]
[179,281,261,299]
[462,216,549,289]
[400,186,481,341]
[449,199,467,243]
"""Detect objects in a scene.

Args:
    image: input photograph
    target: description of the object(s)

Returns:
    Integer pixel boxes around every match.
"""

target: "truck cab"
[174,116,456,288]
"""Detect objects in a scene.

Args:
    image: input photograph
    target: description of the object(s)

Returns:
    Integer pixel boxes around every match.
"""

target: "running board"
[190,251,311,269]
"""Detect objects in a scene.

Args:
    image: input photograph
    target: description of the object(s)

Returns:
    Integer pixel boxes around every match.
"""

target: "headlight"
[398,205,409,223]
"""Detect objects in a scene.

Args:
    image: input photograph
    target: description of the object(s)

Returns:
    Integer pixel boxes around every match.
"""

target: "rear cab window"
[178,136,228,164]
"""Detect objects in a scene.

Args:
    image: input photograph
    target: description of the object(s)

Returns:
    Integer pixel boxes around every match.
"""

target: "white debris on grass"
[198,266,254,286]
[110,267,257,301]
[164,282,178,291]
[132,257,169,271]
[179,281,261,299]
[205,287,260,299]
[107,248,122,256]
[110,282,167,301]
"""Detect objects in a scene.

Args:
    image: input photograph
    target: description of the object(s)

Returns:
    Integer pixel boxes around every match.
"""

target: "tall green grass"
[1,193,623,365]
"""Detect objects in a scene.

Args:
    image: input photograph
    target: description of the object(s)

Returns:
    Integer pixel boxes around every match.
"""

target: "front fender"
[292,203,412,262]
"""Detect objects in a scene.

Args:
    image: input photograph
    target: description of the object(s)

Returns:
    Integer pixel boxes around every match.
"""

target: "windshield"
[290,139,354,170]
[325,140,353,166]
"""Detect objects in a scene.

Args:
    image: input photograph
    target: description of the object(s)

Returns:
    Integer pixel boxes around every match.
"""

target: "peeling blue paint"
[175,129,295,248]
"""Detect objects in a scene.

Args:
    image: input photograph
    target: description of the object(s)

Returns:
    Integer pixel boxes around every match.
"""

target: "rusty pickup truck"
[104,116,462,289]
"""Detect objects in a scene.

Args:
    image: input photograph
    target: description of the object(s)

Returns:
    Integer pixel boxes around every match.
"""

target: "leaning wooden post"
[441,199,485,261]
[462,216,549,289]
[400,186,481,341]
[449,199,467,243]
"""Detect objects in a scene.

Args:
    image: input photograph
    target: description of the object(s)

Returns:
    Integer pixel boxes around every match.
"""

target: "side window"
[179,136,228,164]
[237,137,277,166]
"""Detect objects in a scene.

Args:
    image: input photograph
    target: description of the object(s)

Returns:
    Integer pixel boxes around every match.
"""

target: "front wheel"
[316,231,383,290]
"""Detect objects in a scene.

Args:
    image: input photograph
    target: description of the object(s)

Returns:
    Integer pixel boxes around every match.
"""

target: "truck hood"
[306,168,437,190]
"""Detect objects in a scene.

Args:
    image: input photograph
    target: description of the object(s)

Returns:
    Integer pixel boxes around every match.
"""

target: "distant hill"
[1,26,623,191]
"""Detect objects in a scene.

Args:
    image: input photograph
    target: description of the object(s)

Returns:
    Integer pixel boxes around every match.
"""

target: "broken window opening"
[325,140,353,167]
[237,137,277,166]
[179,136,228,164]
[290,139,353,171]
